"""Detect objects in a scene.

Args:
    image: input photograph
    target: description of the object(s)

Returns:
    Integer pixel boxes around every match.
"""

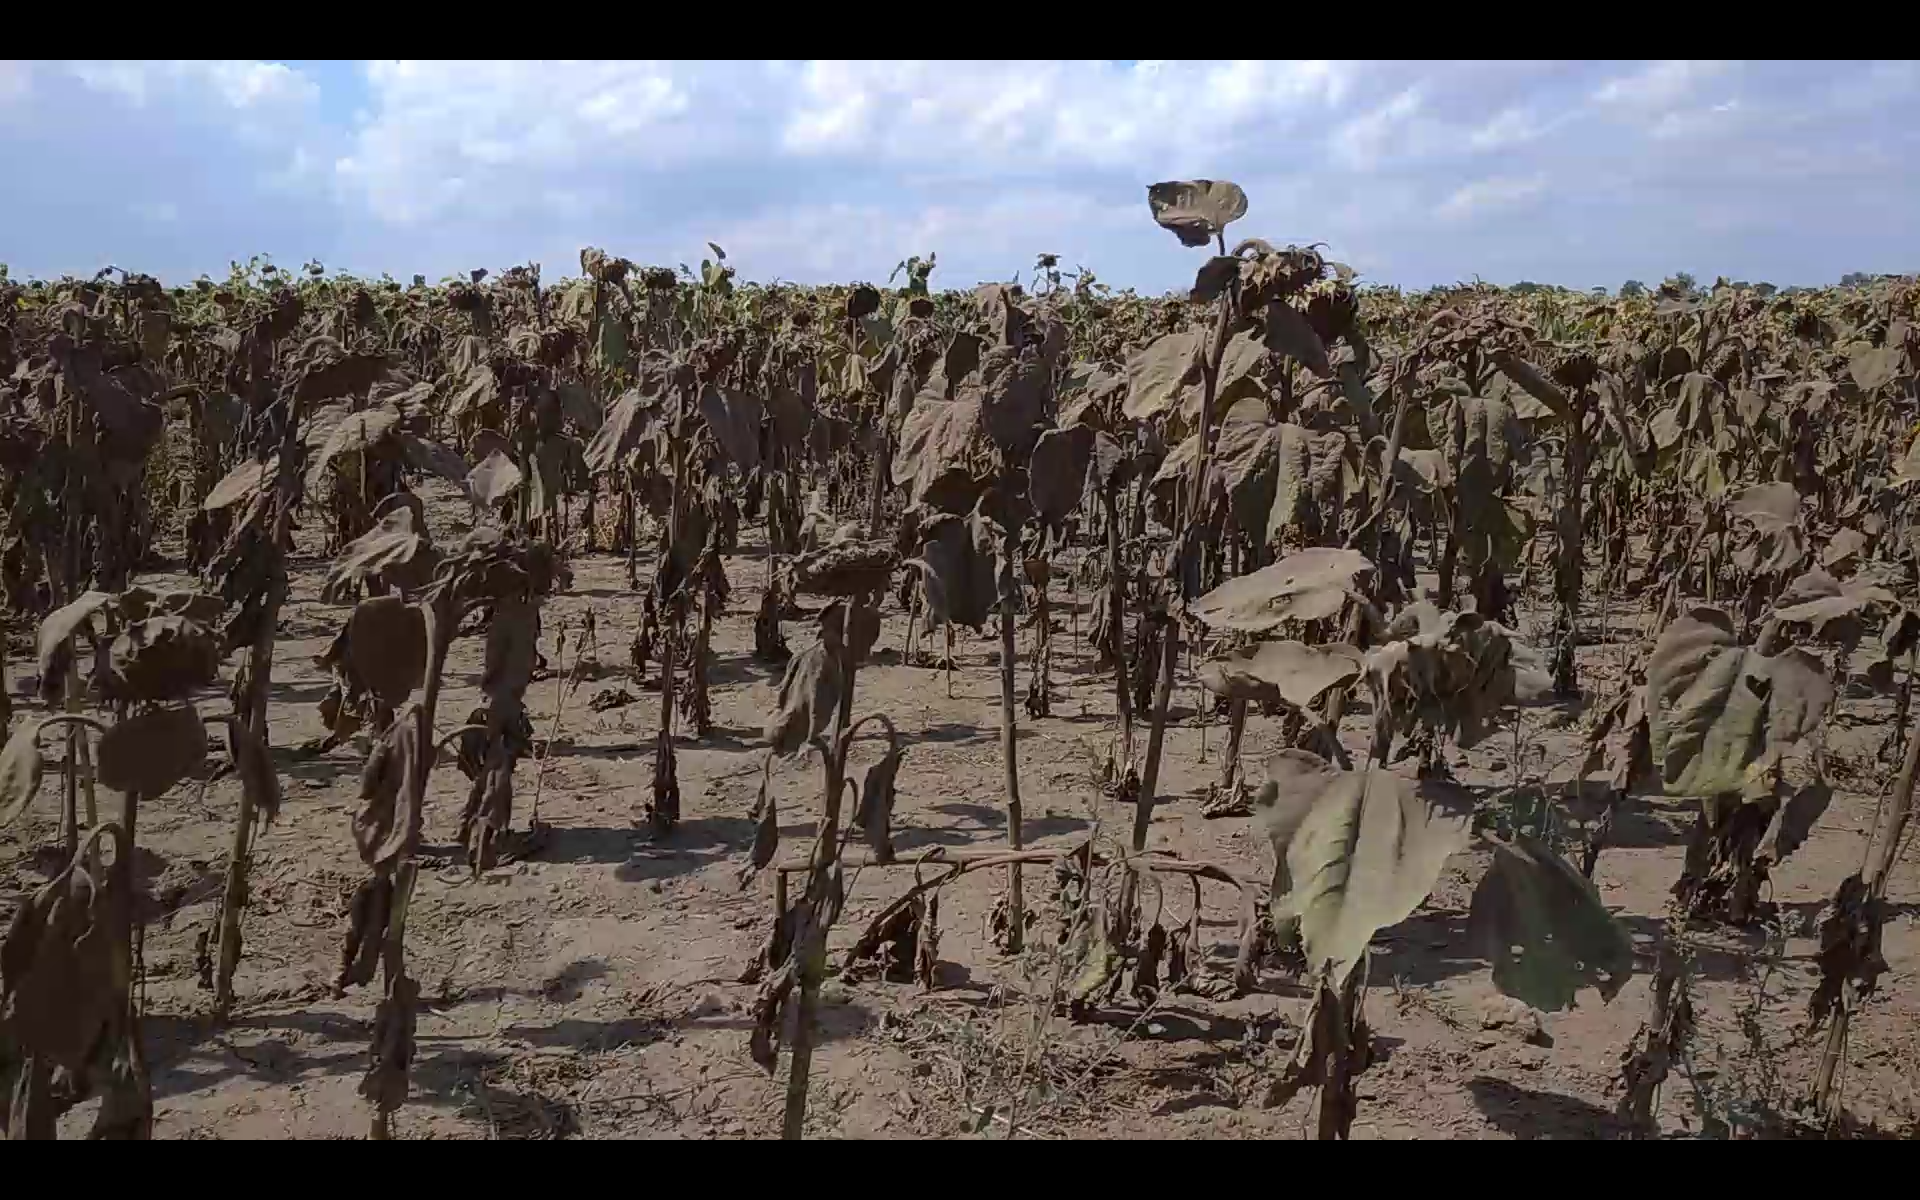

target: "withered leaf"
[0,719,49,826]
[1263,753,1472,988]
[346,596,427,705]
[1147,180,1248,248]
[353,710,423,867]
[1190,547,1373,633]
[107,616,219,703]
[1645,607,1833,796]
[227,717,284,827]
[764,639,844,759]
[97,704,207,796]
[1028,424,1095,525]
[1467,833,1633,1013]
[467,449,524,507]
[1198,641,1364,710]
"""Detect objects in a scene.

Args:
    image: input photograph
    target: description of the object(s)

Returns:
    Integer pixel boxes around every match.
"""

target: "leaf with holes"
[1191,547,1373,634]
[1146,179,1248,248]
[1467,833,1633,1013]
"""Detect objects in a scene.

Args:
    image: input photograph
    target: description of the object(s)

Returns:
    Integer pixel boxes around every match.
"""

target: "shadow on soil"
[1466,1075,1633,1139]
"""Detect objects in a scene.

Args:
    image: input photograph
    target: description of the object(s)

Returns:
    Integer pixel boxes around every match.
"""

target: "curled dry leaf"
[1146,179,1248,248]
[1366,604,1552,750]
[36,590,116,701]
[96,704,208,796]
[764,639,844,759]
[1769,567,1895,644]
[1199,641,1364,710]
[1190,547,1373,634]
[1644,607,1834,796]
[0,824,132,1072]
[226,716,284,827]
[1259,751,1473,988]
[854,742,904,865]
[352,710,424,868]
[107,616,219,704]
[0,719,49,825]
[792,539,899,598]
[750,761,778,872]
[324,502,438,601]
[1466,833,1633,1013]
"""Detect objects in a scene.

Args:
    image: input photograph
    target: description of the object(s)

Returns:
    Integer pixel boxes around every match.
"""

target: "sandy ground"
[4,483,1916,1140]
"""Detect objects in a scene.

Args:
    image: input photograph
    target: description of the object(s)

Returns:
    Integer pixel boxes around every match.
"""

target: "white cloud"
[68,60,318,110]
[1592,59,1730,112]
[780,60,1351,169]
[3,60,1918,293]
[1439,175,1548,221]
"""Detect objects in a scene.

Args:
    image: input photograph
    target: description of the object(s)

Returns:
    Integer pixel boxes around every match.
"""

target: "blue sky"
[2,60,1916,295]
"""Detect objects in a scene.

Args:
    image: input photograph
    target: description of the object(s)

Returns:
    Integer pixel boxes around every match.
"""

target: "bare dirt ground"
[6,482,1917,1139]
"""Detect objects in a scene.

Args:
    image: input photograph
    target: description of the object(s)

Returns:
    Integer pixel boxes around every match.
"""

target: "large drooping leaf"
[1027,424,1095,525]
[1467,833,1633,1013]
[893,398,988,506]
[1190,547,1373,634]
[323,502,439,601]
[1268,423,1351,542]
[97,704,207,796]
[1122,329,1204,421]
[1146,179,1248,248]
[203,457,277,512]
[466,449,523,507]
[1848,343,1904,393]
[978,344,1049,459]
[344,596,428,705]
[226,716,283,826]
[1260,752,1473,987]
[0,719,48,825]
[1198,640,1364,710]
[106,616,219,703]
[584,386,661,475]
[400,435,469,484]
[0,823,131,1072]
[699,386,763,470]
[764,624,847,758]
[1366,603,1552,750]
[1265,301,1330,378]
[910,510,998,632]
[305,403,403,492]
[1769,567,1896,645]
[353,709,424,868]
[1644,607,1834,796]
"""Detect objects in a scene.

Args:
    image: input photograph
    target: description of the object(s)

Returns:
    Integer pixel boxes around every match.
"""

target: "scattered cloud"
[1,60,1917,292]
[1439,175,1548,222]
